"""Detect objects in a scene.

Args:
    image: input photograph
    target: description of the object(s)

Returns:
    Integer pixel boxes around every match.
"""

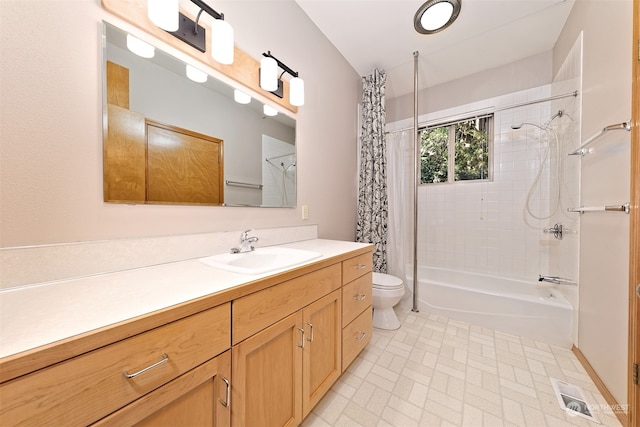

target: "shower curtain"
[387,129,414,294]
[356,69,387,272]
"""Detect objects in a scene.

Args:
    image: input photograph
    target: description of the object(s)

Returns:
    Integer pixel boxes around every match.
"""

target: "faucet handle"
[240,229,254,241]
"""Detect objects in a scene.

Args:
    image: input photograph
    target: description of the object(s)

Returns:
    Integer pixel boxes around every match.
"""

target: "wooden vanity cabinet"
[94,350,231,426]
[341,253,373,371]
[231,266,344,426]
[0,246,373,427]
[0,303,231,426]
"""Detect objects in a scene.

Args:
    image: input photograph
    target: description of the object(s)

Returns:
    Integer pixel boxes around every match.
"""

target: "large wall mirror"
[102,22,297,208]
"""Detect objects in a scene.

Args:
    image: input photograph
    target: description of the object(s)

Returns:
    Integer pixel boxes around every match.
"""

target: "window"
[419,115,492,184]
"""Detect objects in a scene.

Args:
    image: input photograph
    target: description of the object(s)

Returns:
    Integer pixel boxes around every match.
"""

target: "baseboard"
[572,345,629,426]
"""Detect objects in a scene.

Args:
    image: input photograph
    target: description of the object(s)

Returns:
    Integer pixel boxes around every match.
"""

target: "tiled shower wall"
[417,83,580,282]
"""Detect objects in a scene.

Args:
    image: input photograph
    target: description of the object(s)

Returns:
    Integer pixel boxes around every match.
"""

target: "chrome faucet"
[538,275,576,285]
[230,229,259,254]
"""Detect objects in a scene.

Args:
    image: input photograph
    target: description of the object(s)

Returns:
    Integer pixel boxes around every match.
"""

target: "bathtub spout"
[538,275,576,285]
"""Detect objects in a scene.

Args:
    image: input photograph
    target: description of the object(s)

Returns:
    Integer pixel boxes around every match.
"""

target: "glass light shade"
[234,89,251,104]
[186,64,207,83]
[126,34,155,58]
[420,2,454,31]
[211,19,234,65]
[148,0,179,32]
[263,105,278,117]
[260,57,278,92]
[289,77,305,106]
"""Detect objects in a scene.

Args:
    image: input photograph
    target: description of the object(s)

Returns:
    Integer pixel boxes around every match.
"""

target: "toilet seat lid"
[372,272,404,289]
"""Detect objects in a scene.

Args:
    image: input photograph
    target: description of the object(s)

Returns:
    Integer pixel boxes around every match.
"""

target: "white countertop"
[0,239,370,359]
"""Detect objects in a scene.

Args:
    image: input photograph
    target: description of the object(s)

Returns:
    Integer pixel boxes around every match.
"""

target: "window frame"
[419,113,494,185]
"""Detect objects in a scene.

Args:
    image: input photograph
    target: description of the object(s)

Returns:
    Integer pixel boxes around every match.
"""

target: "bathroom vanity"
[0,240,372,426]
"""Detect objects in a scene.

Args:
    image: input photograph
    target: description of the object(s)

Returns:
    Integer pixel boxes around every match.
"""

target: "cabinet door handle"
[355,331,367,341]
[305,322,314,342]
[123,353,169,379]
[297,327,305,348]
[354,293,367,301]
[220,376,230,408]
[354,264,367,270]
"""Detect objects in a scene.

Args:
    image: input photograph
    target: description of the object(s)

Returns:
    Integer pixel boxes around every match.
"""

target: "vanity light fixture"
[263,104,278,117]
[147,0,234,64]
[186,64,208,83]
[126,34,155,58]
[259,51,305,106]
[414,0,461,34]
[234,89,252,104]
[148,0,179,31]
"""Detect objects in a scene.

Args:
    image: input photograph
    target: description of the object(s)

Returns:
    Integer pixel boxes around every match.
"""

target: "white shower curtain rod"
[386,90,578,135]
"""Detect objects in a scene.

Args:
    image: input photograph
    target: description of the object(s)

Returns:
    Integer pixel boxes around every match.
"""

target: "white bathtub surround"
[0,225,318,289]
[387,85,580,285]
[406,267,573,348]
[303,306,622,427]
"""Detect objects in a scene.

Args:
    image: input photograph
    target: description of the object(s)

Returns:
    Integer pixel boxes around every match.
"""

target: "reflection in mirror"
[102,22,297,207]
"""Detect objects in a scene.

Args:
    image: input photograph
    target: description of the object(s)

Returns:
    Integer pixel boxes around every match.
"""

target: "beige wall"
[554,0,632,406]
[0,0,360,248]
[386,51,553,123]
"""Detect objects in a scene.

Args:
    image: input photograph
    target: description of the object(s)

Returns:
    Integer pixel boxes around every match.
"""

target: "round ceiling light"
[414,0,461,35]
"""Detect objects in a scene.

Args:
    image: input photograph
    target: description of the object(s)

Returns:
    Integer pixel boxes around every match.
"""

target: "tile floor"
[303,305,623,427]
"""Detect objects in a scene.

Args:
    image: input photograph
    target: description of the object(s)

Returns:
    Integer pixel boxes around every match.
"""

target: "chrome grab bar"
[567,203,630,214]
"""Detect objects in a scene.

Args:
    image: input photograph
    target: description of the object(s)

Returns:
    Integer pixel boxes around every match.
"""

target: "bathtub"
[410,267,573,348]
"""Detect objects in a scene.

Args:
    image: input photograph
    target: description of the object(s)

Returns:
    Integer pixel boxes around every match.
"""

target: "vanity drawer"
[0,303,231,427]
[342,252,372,284]
[342,306,372,371]
[233,264,341,344]
[342,272,372,325]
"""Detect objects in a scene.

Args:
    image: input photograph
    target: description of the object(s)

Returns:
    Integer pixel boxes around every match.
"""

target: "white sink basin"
[199,247,322,275]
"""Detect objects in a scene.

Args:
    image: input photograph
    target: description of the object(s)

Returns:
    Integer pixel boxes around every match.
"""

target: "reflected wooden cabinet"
[104,61,224,205]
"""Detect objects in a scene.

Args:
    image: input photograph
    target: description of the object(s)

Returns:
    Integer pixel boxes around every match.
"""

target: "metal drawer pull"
[355,331,367,341]
[220,377,230,408]
[305,322,314,342]
[123,353,169,379]
[354,264,367,269]
[354,293,367,301]
[297,328,305,348]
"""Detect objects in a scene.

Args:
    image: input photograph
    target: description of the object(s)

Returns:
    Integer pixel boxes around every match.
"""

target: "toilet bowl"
[372,272,405,330]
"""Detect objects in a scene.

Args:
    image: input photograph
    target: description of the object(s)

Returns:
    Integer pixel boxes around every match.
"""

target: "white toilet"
[372,272,405,330]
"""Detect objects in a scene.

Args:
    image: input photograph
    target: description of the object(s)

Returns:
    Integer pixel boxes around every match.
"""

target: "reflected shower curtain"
[356,69,387,272]
[387,129,414,297]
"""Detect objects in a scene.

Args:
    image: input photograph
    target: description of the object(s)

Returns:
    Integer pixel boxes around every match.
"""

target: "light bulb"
[260,57,278,92]
[126,34,155,58]
[420,2,454,31]
[148,0,179,32]
[289,77,304,106]
[186,64,207,83]
[234,90,251,104]
[263,105,278,117]
[211,19,234,65]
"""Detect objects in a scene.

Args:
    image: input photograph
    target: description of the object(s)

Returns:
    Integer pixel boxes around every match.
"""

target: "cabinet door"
[94,350,231,427]
[302,289,342,417]
[232,312,303,427]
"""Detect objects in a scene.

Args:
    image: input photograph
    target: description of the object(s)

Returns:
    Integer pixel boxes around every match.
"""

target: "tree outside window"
[419,115,492,184]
